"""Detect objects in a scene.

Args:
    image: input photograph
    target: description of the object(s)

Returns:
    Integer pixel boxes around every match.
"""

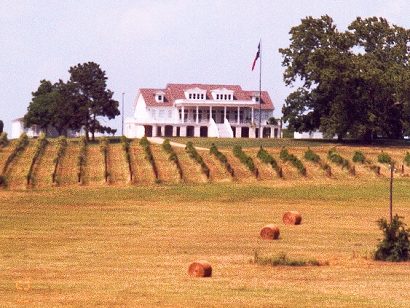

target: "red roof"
[138,83,274,110]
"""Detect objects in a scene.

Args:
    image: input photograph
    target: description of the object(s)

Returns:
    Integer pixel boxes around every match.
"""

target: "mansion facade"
[124,83,281,139]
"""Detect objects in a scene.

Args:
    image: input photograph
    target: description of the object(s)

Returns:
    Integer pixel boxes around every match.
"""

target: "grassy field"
[1,179,410,306]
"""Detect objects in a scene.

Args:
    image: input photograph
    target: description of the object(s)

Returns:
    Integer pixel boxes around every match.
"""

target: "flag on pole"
[251,42,260,71]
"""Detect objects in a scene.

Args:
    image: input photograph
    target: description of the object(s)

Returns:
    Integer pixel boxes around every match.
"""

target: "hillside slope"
[1,138,409,190]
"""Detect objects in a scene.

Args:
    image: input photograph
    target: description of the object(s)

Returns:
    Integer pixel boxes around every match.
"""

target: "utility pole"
[121,92,125,136]
[389,163,394,223]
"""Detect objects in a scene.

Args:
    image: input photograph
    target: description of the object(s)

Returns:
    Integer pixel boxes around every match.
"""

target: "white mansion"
[124,83,281,138]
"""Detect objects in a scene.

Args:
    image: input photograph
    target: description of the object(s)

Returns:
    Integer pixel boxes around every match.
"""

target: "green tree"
[280,16,410,140]
[68,62,120,141]
[24,80,76,136]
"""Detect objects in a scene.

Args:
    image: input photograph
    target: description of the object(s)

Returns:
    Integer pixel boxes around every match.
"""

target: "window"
[201,94,204,99]
[158,95,162,101]
[189,94,192,99]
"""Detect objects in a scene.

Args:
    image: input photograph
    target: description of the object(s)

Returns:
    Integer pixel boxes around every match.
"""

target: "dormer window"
[211,88,234,101]
[252,93,261,103]
[155,91,165,103]
[185,87,206,100]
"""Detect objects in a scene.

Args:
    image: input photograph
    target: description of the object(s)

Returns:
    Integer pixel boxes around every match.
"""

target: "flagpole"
[259,39,262,139]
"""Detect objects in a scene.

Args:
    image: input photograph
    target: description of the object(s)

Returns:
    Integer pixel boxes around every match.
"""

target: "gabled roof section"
[138,83,274,110]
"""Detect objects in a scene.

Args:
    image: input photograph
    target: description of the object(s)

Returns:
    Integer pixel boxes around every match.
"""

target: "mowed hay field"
[0,181,410,306]
[1,138,410,306]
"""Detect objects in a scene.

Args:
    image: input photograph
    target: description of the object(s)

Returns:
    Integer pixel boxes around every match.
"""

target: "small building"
[294,131,325,139]
[124,83,281,138]
[11,118,79,139]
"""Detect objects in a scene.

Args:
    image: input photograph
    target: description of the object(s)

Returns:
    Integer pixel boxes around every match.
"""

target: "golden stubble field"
[1,177,410,307]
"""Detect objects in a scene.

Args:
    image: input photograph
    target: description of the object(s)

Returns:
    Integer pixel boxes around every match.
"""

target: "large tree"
[0,120,3,134]
[68,62,120,140]
[280,16,410,140]
[24,80,76,136]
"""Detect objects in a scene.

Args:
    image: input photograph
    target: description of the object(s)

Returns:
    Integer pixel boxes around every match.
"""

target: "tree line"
[280,16,410,140]
[24,62,119,141]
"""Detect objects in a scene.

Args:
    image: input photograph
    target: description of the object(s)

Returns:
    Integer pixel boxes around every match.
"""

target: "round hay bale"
[283,211,302,225]
[188,260,212,277]
[260,224,280,240]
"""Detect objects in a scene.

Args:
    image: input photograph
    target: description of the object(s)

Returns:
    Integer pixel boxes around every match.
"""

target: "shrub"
[100,137,110,182]
[2,133,29,175]
[257,146,282,177]
[404,152,410,167]
[352,151,365,163]
[0,132,8,147]
[185,141,210,178]
[327,147,352,171]
[26,133,48,186]
[304,148,321,163]
[209,143,234,177]
[378,151,392,164]
[280,147,306,176]
[374,215,409,262]
[140,137,159,181]
[77,136,87,184]
[121,136,133,181]
[162,139,183,180]
[232,145,258,177]
[52,136,67,184]
[252,251,325,267]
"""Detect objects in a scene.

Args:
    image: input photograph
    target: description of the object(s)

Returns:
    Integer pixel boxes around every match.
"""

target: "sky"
[1,0,410,135]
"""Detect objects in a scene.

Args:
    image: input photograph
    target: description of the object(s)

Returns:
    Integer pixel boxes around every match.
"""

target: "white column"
[209,106,212,122]
[182,106,185,123]
[237,106,240,124]
[224,106,227,121]
[172,126,177,136]
[196,106,199,124]
[251,107,254,124]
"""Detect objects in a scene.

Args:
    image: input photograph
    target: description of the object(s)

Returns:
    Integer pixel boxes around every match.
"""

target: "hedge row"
[77,137,87,184]
[52,136,67,184]
[140,137,159,181]
[280,147,306,176]
[328,148,355,175]
[0,132,8,147]
[100,137,110,183]
[257,146,282,177]
[232,145,258,177]
[121,136,133,182]
[210,143,234,177]
[2,133,29,175]
[162,139,183,180]
[185,141,210,179]
[304,148,331,176]
[26,133,48,186]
